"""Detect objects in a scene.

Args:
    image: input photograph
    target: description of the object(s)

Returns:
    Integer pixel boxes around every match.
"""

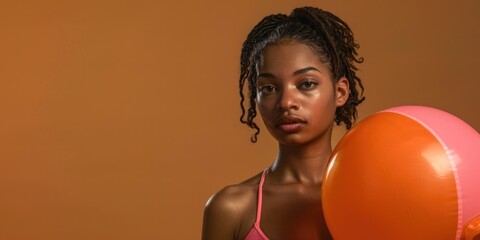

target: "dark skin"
[202,41,349,240]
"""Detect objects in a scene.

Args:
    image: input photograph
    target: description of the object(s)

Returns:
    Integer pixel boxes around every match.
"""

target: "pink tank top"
[244,169,270,240]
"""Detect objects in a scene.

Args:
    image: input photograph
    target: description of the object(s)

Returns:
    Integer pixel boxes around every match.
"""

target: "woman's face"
[255,41,348,145]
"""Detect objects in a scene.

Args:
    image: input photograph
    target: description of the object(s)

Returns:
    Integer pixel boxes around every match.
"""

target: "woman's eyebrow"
[257,72,275,79]
[257,67,321,79]
[294,67,321,75]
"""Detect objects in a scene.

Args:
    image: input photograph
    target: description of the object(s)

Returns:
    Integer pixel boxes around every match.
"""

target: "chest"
[258,186,332,240]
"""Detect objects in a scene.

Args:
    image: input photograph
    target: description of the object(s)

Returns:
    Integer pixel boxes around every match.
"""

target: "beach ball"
[322,106,480,240]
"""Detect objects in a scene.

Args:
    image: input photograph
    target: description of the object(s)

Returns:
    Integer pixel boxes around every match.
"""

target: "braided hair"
[239,7,365,143]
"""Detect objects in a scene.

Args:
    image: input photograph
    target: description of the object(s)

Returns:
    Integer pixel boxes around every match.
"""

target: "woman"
[202,6,365,240]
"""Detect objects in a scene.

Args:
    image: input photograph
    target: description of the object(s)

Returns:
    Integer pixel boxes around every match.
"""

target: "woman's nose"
[277,87,299,111]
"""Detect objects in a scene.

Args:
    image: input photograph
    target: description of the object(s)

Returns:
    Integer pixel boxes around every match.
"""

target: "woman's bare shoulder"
[205,172,262,215]
[202,172,263,239]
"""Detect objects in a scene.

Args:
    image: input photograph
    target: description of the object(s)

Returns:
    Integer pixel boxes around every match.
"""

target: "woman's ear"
[335,77,349,107]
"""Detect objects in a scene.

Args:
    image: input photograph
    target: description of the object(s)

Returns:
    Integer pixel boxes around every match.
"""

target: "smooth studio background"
[1,0,478,239]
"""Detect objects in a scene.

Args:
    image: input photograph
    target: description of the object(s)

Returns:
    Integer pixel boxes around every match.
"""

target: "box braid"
[239,7,365,143]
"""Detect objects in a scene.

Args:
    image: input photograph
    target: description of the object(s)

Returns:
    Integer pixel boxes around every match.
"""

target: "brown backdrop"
[1,0,478,239]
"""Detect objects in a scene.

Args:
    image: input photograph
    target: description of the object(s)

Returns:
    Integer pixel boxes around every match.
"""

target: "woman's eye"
[258,85,276,94]
[300,80,318,90]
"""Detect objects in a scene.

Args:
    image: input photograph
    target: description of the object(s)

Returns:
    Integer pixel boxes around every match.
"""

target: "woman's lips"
[276,115,306,132]
[278,122,305,132]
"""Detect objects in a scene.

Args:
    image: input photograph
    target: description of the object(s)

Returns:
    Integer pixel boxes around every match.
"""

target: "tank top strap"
[255,169,268,224]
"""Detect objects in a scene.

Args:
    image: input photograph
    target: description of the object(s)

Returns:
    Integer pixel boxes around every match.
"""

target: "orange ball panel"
[323,112,458,239]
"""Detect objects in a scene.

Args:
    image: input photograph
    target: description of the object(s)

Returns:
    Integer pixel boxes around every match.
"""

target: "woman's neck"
[269,137,332,185]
